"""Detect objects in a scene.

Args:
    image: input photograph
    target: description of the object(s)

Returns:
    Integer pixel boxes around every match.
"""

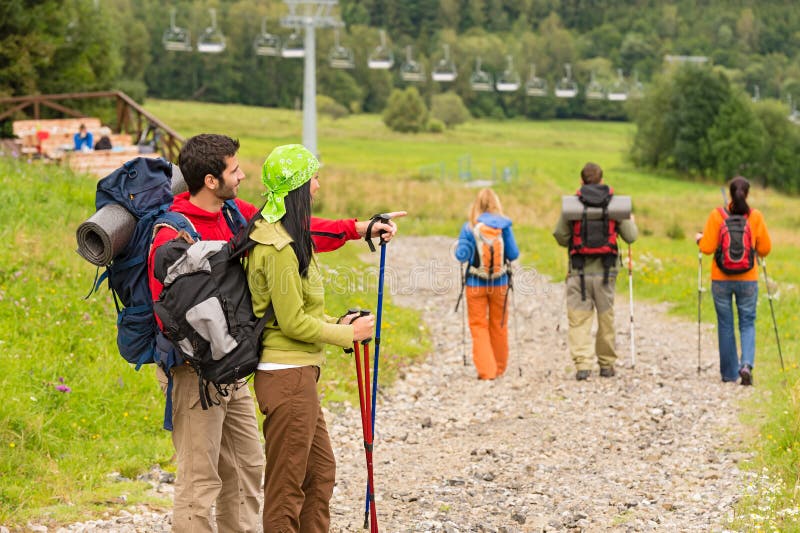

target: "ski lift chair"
[586,71,605,100]
[197,8,226,54]
[469,57,493,92]
[606,69,628,101]
[432,44,457,82]
[163,9,192,52]
[751,85,760,103]
[254,18,281,56]
[281,31,305,58]
[496,55,521,92]
[525,64,547,97]
[629,71,644,99]
[328,29,355,69]
[554,63,578,98]
[367,30,394,69]
[400,45,425,82]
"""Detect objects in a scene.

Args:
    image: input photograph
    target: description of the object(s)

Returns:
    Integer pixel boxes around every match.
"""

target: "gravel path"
[53,236,751,532]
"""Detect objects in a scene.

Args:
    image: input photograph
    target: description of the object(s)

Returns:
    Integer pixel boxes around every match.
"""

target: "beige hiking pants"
[159,365,264,533]
[566,273,618,371]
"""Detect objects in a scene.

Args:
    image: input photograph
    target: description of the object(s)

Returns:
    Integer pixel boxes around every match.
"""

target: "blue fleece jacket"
[455,213,520,287]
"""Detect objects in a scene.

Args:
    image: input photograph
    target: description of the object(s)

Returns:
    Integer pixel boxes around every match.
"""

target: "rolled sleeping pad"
[561,195,632,221]
[75,166,188,267]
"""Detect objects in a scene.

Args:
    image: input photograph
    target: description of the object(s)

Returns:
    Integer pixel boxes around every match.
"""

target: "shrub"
[426,118,445,133]
[317,95,349,119]
[431,92,471,128]
[382,87,428,133]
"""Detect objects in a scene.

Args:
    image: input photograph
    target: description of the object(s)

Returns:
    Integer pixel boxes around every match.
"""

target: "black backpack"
[152,211,272,409]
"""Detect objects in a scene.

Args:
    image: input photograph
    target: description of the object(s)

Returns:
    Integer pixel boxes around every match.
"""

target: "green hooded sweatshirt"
[246,219,353,367]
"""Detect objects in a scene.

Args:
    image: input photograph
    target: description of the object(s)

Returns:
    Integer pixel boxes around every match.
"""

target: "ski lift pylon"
[163,8,192,52]
[607,69,628,101]
[328,28,354,69]
[400,45,425,82]
[367,29,393,69]
[254,17,281,56]
[554,63,578,98]
[496,55,520,92]
[281,31,305,58]
[470,57,493,92]
[525,64,547,97]
[432,44,457,82]
[197,8,226,54]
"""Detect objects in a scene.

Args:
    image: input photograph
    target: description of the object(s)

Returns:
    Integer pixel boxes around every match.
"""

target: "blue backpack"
[91,157,246,429]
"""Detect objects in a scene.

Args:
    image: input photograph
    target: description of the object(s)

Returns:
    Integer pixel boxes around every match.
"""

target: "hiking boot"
[575,370,590,381]
[599,366,616,378]
[739,365,753,386]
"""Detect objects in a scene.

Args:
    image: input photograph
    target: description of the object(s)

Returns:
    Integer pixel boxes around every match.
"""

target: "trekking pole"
[697,250,703,374]
[627,244,635,368]
[363,214,392,529]
[351,310,378,532]
[759,257,786,376]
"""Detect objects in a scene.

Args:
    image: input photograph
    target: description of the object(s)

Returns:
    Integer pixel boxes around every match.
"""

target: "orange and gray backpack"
[467,222,507,280]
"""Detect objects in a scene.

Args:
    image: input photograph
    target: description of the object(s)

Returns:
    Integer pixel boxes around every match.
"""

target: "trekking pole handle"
[364,213,393,252]
[355,309,373,345]
[342,307,362,353]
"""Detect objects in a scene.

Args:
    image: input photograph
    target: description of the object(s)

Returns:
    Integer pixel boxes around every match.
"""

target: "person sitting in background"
[94,127,113,151]
[73,124,93,152]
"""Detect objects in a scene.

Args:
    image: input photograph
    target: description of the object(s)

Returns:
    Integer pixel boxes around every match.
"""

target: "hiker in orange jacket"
[455,188,520,380]
[695,176,772,385]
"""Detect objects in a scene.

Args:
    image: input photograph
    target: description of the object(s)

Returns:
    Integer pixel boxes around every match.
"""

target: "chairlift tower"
[281,0,342,156]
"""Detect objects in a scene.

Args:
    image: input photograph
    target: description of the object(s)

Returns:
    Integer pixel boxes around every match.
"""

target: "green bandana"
[260,144,319,223]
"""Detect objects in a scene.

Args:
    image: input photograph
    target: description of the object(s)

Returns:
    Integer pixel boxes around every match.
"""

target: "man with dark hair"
[73,123,93,152]
[147,134,401,532]
[553,162,638,381]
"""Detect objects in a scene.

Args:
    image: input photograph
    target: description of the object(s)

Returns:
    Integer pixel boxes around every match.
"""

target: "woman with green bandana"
[246,144,375,532]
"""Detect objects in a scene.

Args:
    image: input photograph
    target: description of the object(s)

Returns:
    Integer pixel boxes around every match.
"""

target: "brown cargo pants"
[254,366,336,533]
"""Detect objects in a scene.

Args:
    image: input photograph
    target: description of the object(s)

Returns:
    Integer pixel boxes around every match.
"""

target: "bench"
[12,117,102,138]
[67,149,160,178]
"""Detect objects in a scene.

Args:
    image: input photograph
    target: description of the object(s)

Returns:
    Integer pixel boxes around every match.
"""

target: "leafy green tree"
[669,66,732,174]
[752,99,800,191]
[431,91,471,127]
[382,87,428,132]
[707,90,765,179]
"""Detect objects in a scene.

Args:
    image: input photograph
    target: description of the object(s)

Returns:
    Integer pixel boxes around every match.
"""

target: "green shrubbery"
[630,64,800,193]
[382,87,428,133]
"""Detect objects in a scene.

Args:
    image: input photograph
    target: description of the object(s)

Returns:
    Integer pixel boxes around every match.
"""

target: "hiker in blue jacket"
[455,188,519,380]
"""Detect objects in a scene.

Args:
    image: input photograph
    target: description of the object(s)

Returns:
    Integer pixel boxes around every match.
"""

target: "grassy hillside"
[1,101,798,528]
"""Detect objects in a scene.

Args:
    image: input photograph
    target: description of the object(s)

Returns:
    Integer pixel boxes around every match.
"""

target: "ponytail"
[729,176,750,216]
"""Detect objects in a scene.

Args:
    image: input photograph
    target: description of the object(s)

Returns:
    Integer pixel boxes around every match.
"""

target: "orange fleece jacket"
[697,206,772,281]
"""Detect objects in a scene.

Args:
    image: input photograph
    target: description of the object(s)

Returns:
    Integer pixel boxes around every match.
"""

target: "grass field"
[1,101,798,529]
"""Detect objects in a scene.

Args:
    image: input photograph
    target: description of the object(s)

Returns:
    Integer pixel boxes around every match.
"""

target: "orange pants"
[466,285,509,379]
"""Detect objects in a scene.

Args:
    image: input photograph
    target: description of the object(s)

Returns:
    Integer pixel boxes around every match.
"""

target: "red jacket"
[148,192,361,307]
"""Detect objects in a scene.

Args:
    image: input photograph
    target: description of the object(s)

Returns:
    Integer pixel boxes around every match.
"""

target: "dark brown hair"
[580,162,603,184]
[178,134,240,195]
[729,176,750,215]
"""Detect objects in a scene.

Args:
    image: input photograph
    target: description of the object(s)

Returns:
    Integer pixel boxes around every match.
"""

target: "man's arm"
[311,211,406,253]
[552,214,572,247]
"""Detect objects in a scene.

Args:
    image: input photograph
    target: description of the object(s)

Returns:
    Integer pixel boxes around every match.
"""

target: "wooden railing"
[0,91,184,162]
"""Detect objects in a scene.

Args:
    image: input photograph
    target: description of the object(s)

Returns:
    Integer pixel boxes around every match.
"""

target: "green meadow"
[1,101,798,529]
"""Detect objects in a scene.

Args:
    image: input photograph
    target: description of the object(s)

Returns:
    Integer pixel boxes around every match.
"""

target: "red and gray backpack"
[714,207,755,274]
[569,184,619,300]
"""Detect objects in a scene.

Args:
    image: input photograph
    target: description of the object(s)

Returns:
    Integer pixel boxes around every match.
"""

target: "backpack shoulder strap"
[717,206,729,220]
[154,211,200,241]
[222,199,247,235]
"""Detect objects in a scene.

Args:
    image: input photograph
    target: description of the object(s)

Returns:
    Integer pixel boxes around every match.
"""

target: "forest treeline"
[2,0,800,189]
